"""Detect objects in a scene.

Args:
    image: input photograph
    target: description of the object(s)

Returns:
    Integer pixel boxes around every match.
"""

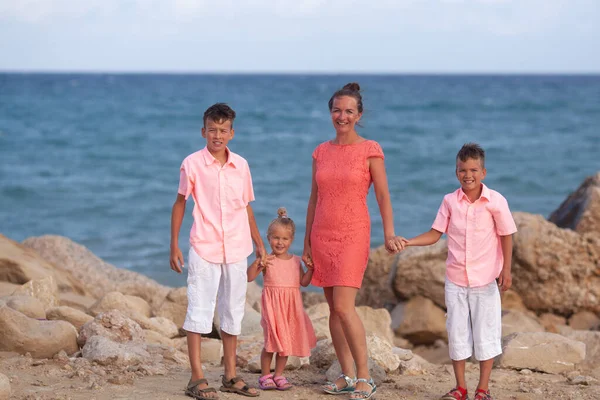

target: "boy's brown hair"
[203,103,236,127]
[456,142,485,168]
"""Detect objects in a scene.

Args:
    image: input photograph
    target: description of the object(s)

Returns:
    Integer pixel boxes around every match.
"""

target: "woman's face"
[330,96,362,134]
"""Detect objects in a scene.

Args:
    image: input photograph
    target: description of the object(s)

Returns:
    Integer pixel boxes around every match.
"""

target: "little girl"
[247,207,317,391]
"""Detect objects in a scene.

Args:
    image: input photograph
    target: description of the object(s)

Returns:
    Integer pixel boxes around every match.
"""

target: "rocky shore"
[1,172,599,400]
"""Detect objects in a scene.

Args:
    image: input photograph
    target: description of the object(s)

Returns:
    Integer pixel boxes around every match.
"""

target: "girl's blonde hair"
[267,207,296,237]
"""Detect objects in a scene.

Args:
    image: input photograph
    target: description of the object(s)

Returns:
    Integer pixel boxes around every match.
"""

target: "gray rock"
[498,332,586,374]
[310,339,337,369]
[549,172,600,235]
[82,335,151,366]
[78,309,144,347]
[502,310,545,337]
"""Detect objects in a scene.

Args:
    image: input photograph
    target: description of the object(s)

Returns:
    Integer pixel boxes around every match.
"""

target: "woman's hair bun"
[277,207,288,218]
[343,82,361,92]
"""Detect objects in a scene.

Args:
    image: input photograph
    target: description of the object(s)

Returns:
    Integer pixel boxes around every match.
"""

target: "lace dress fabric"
[261,255,317,357]
[310,140,384,288]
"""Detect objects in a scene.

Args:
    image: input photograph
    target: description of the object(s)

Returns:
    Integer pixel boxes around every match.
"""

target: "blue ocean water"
[1,74,599,288]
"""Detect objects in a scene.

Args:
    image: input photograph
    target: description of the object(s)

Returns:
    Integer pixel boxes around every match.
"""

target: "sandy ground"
[2,353,599,400]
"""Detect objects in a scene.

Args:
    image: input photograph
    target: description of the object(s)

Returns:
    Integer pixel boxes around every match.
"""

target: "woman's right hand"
[302,245,314,269]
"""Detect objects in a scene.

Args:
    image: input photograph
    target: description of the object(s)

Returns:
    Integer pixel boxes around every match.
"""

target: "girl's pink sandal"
[273,375,293,391]
[258,374,277,390]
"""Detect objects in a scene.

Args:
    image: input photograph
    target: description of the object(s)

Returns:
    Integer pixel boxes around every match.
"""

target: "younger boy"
[398,143,517,400]
[170,103,266,399]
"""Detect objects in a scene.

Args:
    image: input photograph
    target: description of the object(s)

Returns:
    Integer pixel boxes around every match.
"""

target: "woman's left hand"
[384,236,405,254]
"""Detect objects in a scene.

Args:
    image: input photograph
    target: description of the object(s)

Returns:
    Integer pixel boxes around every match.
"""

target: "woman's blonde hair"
[267,207,296,237]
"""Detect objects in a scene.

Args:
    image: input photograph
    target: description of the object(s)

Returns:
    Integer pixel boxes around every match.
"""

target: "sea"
[1,73,599,289]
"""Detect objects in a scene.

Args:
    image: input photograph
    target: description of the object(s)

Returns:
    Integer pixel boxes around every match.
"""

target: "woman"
[303,82,403,400]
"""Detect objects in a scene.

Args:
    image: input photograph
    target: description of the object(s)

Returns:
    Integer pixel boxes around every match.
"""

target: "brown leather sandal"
[185,378,218,400]
[219,376,259,397]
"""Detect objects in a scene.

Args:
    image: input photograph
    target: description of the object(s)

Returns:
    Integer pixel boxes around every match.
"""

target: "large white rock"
[365,334,400,372]
[78,309,144,347]
[0,304,79,358]
[501,310,545,337]
[82,335,152,366]
[498,332,586,374]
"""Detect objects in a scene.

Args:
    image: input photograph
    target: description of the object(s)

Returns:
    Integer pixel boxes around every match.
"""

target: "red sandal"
[474,389,493,400]
[440,386,469,400]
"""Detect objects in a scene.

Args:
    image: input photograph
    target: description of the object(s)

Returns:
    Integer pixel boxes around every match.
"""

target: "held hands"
[302,245,314,270]
[255,254,275,272]
[385,235,408,254]
[498,268,512,292]
[170,246,184,274]
[256,244,267,266]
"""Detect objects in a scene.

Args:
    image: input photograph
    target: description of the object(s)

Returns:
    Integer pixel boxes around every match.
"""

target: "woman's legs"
[325,286,371,394]
[324,287,356,389]
[332,286,371,396]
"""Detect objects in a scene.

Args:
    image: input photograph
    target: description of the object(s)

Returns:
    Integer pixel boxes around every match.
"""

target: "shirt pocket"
[225,170,247,210]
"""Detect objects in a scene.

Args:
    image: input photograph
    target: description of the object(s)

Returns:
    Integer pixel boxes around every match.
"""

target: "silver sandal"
[322,374,356,395]
[350,378,376,399]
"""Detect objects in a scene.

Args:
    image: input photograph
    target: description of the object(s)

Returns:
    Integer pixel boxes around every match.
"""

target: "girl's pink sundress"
[261,255,317,357]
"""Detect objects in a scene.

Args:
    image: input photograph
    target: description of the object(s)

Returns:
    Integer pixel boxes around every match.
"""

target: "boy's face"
[202,118,234,154]
[456,157,486,193]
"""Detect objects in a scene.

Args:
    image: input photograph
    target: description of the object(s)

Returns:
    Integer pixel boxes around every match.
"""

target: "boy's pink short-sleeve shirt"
[178,147,255,264]
[432,184,517,288]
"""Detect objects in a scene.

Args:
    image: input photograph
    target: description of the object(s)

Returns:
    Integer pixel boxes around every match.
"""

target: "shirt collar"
[457,183,491,203]
[200,146,238,168]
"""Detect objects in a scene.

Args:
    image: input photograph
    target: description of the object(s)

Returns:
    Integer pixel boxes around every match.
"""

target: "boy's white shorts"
[183,247,247,336]
[445,279,502,361]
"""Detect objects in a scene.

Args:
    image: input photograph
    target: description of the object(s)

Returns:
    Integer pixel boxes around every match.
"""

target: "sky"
[0,0,599,73]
